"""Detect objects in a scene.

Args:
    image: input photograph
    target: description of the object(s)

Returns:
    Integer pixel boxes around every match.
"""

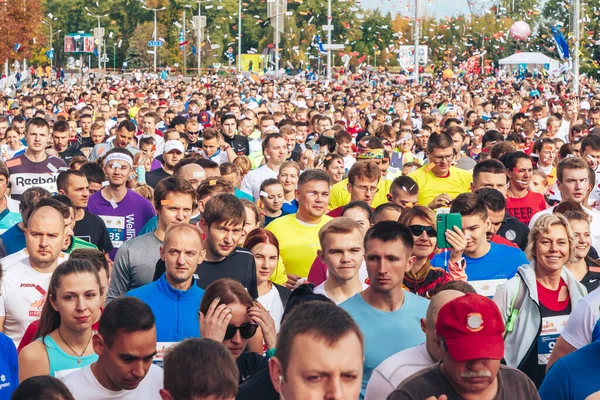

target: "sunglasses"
[408,225,436,238]
[224,323,258,340]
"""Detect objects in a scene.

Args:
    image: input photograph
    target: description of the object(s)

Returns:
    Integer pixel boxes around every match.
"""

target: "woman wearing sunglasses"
[199,278,277,384]
[398,206,454,299]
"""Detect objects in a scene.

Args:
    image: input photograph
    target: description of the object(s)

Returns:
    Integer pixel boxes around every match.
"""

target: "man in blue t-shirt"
[539,339,600,400]
[431,193,528,297]
[340,221,429,400]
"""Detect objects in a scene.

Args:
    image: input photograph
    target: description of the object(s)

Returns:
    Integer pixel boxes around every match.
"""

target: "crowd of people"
[0,68,598,399]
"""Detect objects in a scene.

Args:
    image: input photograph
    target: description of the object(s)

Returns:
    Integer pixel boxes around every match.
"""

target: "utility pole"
[195,0,210,76]
[573,0,580,95]
[183,10,187,75]
[85,8,108,73]
[275,0,279,80]
[413,0,420,85]
[327,0,332,81]
[238,0,242,72]
[142,5,166,73]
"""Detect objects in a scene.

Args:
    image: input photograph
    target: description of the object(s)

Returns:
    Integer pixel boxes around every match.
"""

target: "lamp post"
[85,8,109,73]
[194,0,211,76]
[42,17,61,70]
[142,5,166,73]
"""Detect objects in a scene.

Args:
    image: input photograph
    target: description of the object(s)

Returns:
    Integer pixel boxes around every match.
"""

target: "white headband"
[104,153,133,167]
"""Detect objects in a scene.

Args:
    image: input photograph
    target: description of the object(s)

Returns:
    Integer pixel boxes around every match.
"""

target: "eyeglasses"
[352,184,379,194]
[224,323,258,340]
[430,154,454,163]
[408,225,436,238]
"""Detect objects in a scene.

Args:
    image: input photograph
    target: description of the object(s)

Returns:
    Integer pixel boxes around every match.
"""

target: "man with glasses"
[408,132,472,209]
[328,161,381,217]
[185,118,203,152]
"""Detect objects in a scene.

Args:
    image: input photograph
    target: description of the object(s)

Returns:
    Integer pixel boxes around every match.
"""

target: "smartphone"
[436,213,462,249]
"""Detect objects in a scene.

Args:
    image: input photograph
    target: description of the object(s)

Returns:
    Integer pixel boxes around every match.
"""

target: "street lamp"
[270,9,292,81]
[42,15,60,70]
[194,0,212,76]
[142,5,166,73]
[85,7,109,73]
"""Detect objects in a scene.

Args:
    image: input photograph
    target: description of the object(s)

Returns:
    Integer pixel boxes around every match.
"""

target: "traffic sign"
[322,44,345,50]
[148,41,162,47]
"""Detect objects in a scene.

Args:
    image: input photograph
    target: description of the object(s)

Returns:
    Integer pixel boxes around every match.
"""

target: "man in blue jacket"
[127,223,206,345]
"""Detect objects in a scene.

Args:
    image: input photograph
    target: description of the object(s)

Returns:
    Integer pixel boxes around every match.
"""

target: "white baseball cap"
[164,140,185,154]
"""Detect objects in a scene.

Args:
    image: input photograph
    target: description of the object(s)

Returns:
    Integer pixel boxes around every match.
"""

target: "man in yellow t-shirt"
[328,148,395,210]
[267,170,333,284]
[408,132,472,208]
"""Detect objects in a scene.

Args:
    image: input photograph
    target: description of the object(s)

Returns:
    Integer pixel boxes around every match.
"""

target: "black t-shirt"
[58,146,85,165]
[74,210,114,254]
[237,367,278,400]
[145,167,170,188]
[520,300,571,388]
[582,258,600,292]
[224,134,250,156]
[153,247,258,299]
[498,215,530,251]
[237,352,268,384]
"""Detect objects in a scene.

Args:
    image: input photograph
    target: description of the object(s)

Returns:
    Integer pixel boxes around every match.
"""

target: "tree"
[0,0,43,64]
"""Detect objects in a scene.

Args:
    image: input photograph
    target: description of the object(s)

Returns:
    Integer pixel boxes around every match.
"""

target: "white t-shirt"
[313,280,369,305]
[364,343,434,400]
[0,255,58,347]
[561,288,600,350]
[199,149,229,165]
[529,205,600,251]
[240,164,279,201]
[257,285,284,332]
[62,364,163,400]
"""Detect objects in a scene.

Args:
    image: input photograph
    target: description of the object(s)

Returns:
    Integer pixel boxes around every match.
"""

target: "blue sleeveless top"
[39,335,98,378]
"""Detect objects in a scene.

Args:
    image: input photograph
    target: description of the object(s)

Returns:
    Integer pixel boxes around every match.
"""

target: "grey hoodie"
[493,261,587,368]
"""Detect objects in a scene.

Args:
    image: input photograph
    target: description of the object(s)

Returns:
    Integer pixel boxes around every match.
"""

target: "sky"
[360,0,472,18]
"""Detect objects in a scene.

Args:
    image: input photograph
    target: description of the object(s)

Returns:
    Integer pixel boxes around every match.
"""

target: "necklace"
[58,328,93,365]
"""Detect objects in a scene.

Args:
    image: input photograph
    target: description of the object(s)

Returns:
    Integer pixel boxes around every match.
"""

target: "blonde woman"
[493,213,587,388]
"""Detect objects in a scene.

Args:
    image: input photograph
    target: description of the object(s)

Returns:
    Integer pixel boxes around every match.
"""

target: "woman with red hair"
[244,228,291,331]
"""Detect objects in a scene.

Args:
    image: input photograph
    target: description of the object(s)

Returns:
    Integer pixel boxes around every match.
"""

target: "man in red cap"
[387,293,539,400]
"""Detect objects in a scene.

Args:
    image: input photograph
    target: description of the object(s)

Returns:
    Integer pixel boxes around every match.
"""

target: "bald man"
[176,163,206,190]
[0,203,67,347]
[365,284,476,400]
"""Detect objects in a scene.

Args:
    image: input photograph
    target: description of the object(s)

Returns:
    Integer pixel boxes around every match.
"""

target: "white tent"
[498,52,560,73]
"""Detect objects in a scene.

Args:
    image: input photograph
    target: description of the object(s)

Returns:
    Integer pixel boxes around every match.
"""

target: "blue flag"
[13,44,21,52]
[315,35,326,54]
[551,26,569,60]
[93,47,99,57]
[191,45,197,55]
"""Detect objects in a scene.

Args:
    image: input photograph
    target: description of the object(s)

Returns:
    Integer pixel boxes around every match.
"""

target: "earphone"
[279,376,283,386]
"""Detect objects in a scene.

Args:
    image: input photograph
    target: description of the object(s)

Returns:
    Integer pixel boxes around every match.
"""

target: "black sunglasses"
[408,225,436,238]
[224,323,258,340]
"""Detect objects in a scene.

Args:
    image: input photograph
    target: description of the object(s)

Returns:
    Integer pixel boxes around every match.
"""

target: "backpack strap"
[505,272,526,336]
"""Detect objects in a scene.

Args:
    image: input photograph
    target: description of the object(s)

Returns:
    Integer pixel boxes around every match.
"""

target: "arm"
[222,144,238,162]
[18,341,49,381]
[105,244,132,304]
[546,337,577,371]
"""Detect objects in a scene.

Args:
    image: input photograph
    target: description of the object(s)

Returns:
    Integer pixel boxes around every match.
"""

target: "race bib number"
[468,279,507,298]
[99,215,125,248]
[538,314,569,365]
[153,342,178,368]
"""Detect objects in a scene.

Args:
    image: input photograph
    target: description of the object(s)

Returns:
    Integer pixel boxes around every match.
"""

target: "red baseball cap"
[436,293,505,362]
